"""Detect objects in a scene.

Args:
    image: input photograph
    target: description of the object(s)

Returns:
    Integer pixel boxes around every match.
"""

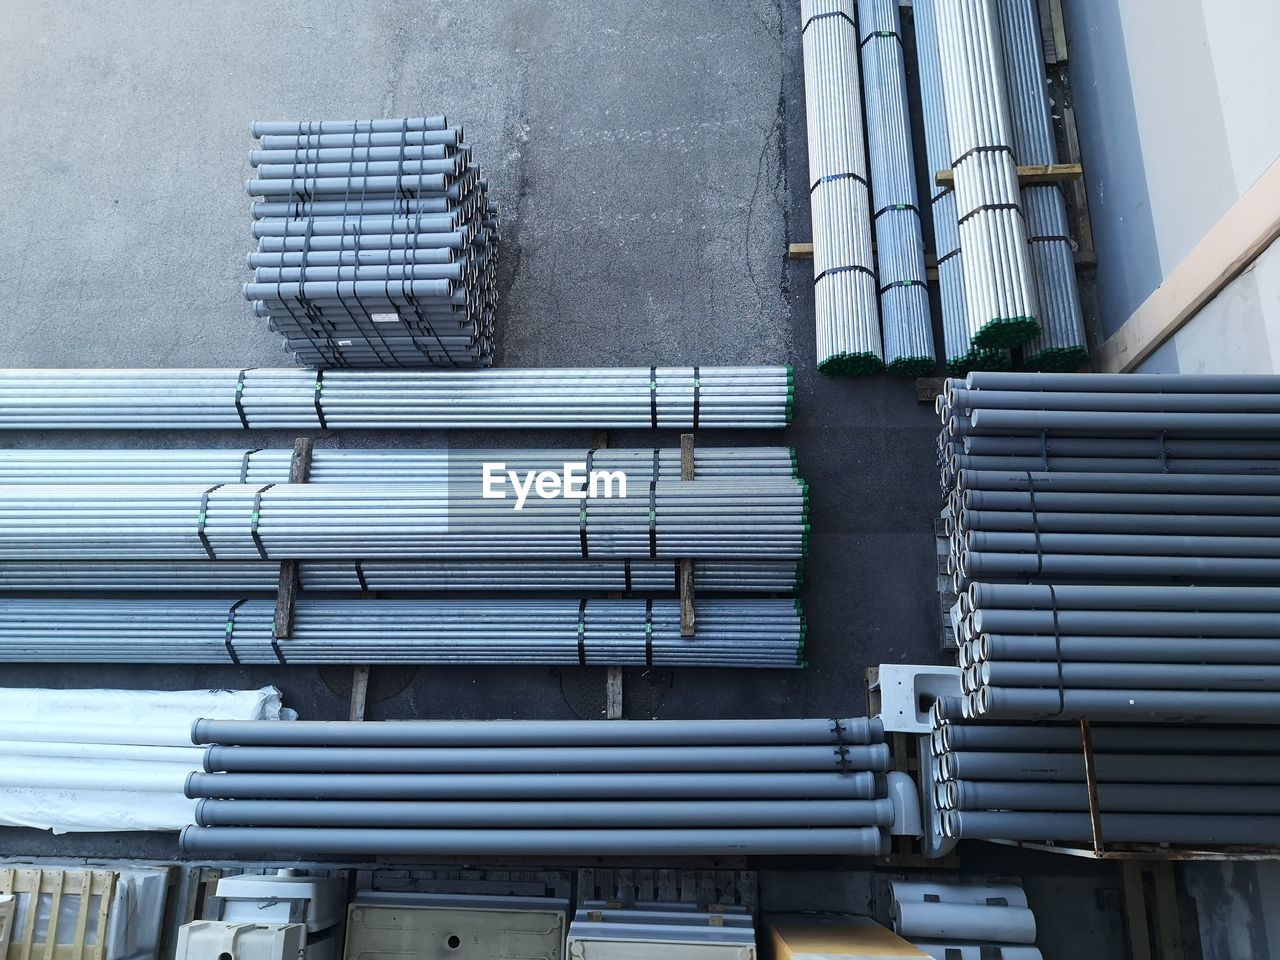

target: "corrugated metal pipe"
[801,0,884,375]
[244,117,498,369]
[0,367,793,429]
[181,717,893,855]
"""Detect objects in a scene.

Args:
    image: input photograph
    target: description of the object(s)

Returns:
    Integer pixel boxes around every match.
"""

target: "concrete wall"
[1064,0,1280,369]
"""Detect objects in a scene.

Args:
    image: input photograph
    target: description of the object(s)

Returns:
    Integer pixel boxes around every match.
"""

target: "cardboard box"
[767,915,928,960]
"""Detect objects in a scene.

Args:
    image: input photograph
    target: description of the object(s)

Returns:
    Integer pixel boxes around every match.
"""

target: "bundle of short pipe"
[935,0,1040,350]
[0,367,793,429]
[0,597,805,667]
[244,117,497,368]
[181,717,893,855]
[913,2,1007,373]
[0,446,797,484]
[952,583,1280,722]
[891,881,1041,960]
[937,371,1280,490]
[0,559,801,595]
[928,712,1280,847]
[857,0,935,376]
[801,0,884,375]
[994,0,1086,371]
[0,479,808,561]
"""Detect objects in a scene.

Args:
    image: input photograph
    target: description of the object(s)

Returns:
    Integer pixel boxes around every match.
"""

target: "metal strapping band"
[1028,234,1072,244]
[197,483,224,560]
[951,144,1014,166]
[355,560,369,594]
[251,483,276,559]
[878,278,925,295]
[645,597,654,666]
[859,28,902,47]
[649,366,659,428]
[814,264,876,284]
[623,558,632,594]
[809,171,868,193]
[874,202,920,219]
[692,365,700,429]
[802,10,854,31]
[648,479,658,559]
[239,448,262,484]
[235,370,252,429]
[957,202,1024,226]
[223,598,247,664]
[314,370,328,428]
[935,247,962,266]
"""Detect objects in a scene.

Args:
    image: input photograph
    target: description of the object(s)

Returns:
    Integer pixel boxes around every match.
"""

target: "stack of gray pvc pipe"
[0,479,808,560]
[952,583,1280,722]
[0,597,805,667]
[244,117,497,368]
[935,0,1040,351]
[0,559,800,595]
[891,881,1041,960]
[180,717,893,855]
[801,0,884,375]
[928,713,1280,847]
[858,0,935,377]
[994,0,1086,371]
[0,367,793,429]
[569,902,755,953]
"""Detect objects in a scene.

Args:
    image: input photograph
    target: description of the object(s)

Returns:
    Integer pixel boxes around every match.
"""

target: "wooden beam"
[679,433,696,638]
[1097,155,1280,372]
[348,665,370,721]
[605,669,623,719]
[935,162,1082,188]
[787,242,814,259]
[1122,862,1154,960]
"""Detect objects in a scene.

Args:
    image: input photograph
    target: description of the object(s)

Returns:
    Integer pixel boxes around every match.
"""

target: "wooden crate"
[0,868,116,960]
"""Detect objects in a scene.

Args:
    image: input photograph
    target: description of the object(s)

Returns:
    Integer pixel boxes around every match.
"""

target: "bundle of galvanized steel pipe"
[857,0,935,377]
[935,0,1040,350]
[951,583,1280,722]
[0,479,808,560]
[0,559,801,595]
[892,880,1041,960]
[181,717,892,855]
[929,713,1280,846]
[0,597,804,667]
[0,367,792,429]
[0,446,797,484]
[245,117,497,368]
[801,0,884,375]
[994,0,1085,371]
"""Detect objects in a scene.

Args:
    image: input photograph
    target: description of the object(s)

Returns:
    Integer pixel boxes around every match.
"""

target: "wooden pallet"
[0,868,116,960]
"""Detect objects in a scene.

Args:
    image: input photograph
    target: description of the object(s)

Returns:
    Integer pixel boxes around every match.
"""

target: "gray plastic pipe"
[193,797,895,828]
[894,900,1036,944]
[192,717,882,747]
[185,770,887,801]
[891,880,1027,908]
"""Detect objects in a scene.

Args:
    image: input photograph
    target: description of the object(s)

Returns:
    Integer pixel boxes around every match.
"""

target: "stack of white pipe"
[994,0,1086,371]
[935,0,1041,352]
[858,0,935,376]
[801,0,884,375]
[892,880,1042,960]
[0,687,286,833]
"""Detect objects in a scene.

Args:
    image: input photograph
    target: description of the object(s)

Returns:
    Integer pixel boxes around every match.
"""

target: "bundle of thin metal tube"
[244,117,497,368]
[857,0,935,376]
[181,717,893,855]
[892,880,1041,960]
[0,367,793,429]
[934,0,1040,350]
[0,559,801,595]
[0,597,805,667]
[935,372,1280,723]
[0,479,808,561]
[914,2,1006,373]
[993,0,1086,371]
[801,0,884,375]
[928,709,1280,847]
[0,446,797,484]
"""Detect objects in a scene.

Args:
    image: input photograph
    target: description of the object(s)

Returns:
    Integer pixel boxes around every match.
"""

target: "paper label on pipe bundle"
[371,313,400,324]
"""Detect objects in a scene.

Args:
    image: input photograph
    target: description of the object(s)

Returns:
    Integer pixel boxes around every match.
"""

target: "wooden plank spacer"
[272,437,313,640]
[679,433,695,637]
